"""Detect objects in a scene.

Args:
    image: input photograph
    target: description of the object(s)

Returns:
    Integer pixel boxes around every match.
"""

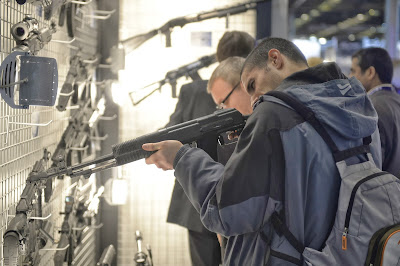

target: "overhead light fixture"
[301,14,310,21]
[368,9,376,16]
[296,0,342,29]
[316,9,380,38]
[310,9,321,17]
[348,34,356,41]
[319,38,327,45]
[357,14,366,21]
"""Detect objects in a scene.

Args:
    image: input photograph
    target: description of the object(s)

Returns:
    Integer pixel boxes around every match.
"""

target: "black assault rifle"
[121,0,267,52]
[3,150,53,266]
[130,54,216,106]
[29,108,248,181]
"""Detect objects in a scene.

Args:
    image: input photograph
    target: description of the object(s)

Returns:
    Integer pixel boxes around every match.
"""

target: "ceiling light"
[368,9,376,16]
[357,14,365,21]
[310,9,320,17]
[301,14,310,21]
[318,3,331,12]
[319,38,327,45]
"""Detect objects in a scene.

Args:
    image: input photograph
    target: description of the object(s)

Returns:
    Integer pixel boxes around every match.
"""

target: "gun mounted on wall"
[120,0,267,53]
[130,54,216,106]
[3,150,54,266]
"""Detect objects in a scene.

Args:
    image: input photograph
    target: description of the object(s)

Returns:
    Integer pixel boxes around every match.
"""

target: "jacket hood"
[257,62,378,143]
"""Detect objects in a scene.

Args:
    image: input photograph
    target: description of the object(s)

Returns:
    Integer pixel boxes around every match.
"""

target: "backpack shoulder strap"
[266,91,371,162]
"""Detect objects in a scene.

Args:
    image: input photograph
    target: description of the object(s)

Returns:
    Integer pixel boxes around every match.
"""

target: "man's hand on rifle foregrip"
[142,140,183,170]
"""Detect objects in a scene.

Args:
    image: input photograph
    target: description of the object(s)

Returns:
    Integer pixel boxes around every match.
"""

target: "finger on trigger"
[142,142,158,151]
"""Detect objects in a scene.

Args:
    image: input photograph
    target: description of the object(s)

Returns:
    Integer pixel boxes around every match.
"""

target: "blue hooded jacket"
[173,63,382,265]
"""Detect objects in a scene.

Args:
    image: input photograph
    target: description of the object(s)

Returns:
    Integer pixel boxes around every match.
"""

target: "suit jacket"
[370,89,400,177]
[166,79,218,232]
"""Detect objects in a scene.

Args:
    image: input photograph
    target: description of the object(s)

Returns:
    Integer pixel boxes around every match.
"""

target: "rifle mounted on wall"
[121,0,267,53]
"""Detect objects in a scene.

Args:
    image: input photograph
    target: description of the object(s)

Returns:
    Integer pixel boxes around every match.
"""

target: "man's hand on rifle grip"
[142,140,183,171]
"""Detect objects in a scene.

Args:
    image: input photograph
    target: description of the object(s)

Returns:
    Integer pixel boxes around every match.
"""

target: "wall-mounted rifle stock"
[121,0,267,53]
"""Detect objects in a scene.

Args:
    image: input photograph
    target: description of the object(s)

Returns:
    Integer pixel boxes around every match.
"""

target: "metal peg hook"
[66,105,80,110]
[52,38,76,44]
[84,9,116,20]
[89,223,103,230]
[71,0,92,4]
[58,90,75,97]
[66,182,78,192]
[5,115,53,144]
[90,134,108,141]
[72,225,86,231]
[29,214,52,221]
[69,145,89,151]
[77,180,94,194]
[82,57,99,64]
[67,44,80,51]
[92,10,116,15]
[8,119,53,127]
[40,244,70,252]
[7,213,52,220]
[99,114,117,121]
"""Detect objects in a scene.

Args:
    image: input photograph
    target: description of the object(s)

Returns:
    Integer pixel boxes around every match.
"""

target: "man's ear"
[267,49,283,69]
[365,66,376,81]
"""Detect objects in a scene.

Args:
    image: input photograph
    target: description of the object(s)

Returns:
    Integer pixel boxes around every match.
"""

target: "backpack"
[266,91,400,266]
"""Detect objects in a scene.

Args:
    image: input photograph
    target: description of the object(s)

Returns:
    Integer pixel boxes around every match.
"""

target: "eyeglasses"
[216,82,240,110]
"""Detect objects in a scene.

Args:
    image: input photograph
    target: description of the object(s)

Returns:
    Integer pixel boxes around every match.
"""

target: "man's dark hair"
[216,31,255,62]
[352,47,393,84]
[243,37,308,72]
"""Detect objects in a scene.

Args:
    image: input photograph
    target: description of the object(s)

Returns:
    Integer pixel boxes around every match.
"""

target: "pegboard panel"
[0,0,102,265]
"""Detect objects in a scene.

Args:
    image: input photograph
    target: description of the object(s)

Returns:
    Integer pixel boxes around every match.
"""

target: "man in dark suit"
[166,31,255,266]
[350,47,400,178]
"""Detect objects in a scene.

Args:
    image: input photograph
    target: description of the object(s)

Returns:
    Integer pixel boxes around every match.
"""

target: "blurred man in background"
[350,47,400,177]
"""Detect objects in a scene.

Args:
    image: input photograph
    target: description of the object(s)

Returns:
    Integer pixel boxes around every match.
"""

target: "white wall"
[118,1,256,265]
